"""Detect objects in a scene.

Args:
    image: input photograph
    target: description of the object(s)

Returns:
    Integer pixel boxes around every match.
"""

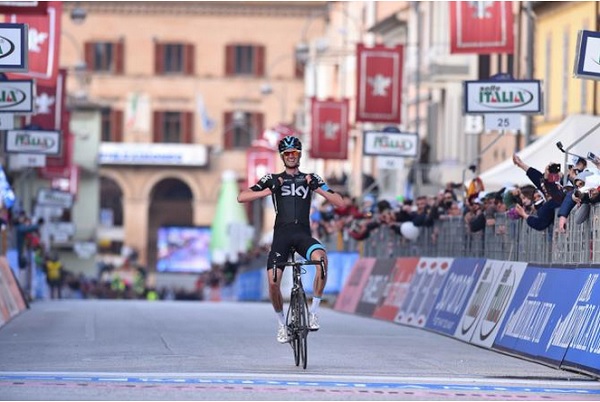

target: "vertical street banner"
[449,1,514,55]
[8,1,62,86]
[36,69,73,179]
[246,145,276,189]
[310,98,349,160]
[355,44,403,123]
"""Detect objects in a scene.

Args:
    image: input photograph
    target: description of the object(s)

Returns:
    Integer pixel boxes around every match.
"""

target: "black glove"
[269,176,282,193]
[307,174,320,191]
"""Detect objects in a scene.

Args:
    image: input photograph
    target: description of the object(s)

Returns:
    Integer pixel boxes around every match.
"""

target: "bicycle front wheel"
[297,289,309,369]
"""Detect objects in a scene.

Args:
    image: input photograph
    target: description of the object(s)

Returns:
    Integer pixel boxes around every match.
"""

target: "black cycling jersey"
[251,171,330,230]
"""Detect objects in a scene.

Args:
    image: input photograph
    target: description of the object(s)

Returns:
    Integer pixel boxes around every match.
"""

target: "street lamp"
[70,2,87,25]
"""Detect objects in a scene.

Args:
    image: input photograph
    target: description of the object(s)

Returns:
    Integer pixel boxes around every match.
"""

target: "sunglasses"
[282,150,300,157]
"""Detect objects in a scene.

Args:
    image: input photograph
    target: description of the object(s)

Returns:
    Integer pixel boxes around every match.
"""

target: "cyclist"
[237,135,344,343]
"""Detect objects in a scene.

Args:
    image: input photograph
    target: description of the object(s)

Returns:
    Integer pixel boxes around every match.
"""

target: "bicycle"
[273,248,325,369]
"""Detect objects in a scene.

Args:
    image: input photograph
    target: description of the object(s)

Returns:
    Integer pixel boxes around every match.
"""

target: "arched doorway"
[147,178,193,270]
[99,176,124,255]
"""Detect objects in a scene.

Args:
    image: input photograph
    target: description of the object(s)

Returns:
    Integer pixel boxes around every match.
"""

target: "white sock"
[275,310,285,326]
[310,297,321,313]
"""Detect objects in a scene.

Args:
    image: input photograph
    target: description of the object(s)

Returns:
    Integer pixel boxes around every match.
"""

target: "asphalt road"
[0,300,598,401]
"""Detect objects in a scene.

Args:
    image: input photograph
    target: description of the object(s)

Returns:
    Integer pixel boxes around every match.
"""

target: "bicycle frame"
[272,249,325,369]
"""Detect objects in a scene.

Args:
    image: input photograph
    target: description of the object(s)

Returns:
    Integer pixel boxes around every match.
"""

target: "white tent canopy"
[478,114,600,190]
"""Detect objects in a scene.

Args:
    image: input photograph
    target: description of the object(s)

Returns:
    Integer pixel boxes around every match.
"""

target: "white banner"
[464,80,542,114]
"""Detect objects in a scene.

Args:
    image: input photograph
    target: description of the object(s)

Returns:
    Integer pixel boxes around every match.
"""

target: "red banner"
[310,98,349,160]
[355,44,403,124]
[8,1,61,86]
[450,1,514,55]
[246,146,276,189]
[35,69,73,180]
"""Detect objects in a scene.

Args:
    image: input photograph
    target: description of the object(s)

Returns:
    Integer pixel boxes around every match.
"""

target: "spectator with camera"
[511,154,565,230]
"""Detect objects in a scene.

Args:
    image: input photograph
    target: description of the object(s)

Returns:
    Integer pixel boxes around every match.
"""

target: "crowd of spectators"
[308,152,600,246]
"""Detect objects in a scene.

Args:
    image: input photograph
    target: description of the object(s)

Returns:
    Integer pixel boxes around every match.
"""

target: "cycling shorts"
[267,223,325,270]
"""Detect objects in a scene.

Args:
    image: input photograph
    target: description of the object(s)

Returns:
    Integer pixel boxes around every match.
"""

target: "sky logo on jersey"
[281,183,309,199]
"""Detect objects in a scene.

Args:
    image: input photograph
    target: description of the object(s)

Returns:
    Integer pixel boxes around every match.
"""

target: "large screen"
[156,226,211,273]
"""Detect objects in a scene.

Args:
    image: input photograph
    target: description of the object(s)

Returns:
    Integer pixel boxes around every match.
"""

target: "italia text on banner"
[449,1,514,55]
[7,1,62,86]
[310,98,349,160]
[355,44,403,124]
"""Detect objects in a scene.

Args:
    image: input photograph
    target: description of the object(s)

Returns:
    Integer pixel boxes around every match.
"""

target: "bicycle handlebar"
[272,258,326,282]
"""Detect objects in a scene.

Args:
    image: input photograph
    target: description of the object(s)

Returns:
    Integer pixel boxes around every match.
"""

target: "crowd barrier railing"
[346,204,600,265]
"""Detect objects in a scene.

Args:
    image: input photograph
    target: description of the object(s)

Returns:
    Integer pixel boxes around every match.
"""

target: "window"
[225,44,265,77]
[155,42,194,75]
[223,111,264,149]
[153,111,193,143]
[100,109,123,142]
[84,41,124,74]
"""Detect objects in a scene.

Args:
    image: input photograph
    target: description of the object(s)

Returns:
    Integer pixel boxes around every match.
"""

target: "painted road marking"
[0,372,598,395]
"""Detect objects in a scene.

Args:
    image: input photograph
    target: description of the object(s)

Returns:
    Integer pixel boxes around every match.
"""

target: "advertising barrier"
[425,258,485,336]
[332,256,600,379]
[0,257,27,328]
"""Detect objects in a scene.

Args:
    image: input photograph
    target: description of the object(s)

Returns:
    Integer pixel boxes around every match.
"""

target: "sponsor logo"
[0,35,16,59]
[476,85,534,110]
[14,132,56,150]
[281,183,309,199]
[0,87,27,109]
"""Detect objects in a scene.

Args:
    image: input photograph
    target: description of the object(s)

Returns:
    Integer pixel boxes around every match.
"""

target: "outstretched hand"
[270,176,283,193]
[306,174,320,191]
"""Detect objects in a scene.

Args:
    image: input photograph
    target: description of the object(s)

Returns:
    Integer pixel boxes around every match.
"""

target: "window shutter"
[182,111,193,143]
[114,40,124,74]
[224,112,233,149]
[225,44,235,76]
[154,43,164,74]
[112,110,124,142]
[84,42,94,71]
[184,44,194,76]
[251,112,264,141]
[255,45,265,77]
[153,111,163,142]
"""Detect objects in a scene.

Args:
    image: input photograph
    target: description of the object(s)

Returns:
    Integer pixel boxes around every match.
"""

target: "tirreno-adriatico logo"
[0,86,27,109]
[476,84,535,110]
[0,35,16,60]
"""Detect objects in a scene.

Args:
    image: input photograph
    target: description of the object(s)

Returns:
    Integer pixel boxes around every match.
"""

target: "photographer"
[558,170,600,231]
[512,154,565,230]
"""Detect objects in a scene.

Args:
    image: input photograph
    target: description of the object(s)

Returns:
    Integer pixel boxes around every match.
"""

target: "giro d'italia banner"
[492,266,600,368]
[310,98,349,160]
[334,257,376,313]
[463,80,542,115]
[372,257,419,321]
[449,1,514,55]
[355,44,403,124]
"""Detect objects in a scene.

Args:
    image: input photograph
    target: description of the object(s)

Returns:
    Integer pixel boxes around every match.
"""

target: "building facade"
[60,1,328,271]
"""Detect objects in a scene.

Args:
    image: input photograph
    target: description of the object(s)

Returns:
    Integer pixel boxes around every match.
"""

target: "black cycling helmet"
[278,136,302,153]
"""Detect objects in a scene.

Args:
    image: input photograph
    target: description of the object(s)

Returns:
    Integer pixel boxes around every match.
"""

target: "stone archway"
[147,178,193,270]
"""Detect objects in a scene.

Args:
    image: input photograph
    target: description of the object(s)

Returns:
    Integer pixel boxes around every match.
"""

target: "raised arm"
[306,174,344,208]
[238,187,271,203]
[238,173,279,203]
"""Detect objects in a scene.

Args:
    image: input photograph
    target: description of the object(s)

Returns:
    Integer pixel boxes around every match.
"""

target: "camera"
[548,163,561,174]
[589,152,597,160]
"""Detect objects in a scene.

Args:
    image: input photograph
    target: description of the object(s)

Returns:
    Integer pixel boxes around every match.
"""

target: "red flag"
[355,44,403,124]
[36,69,73,180]
[7,1,61,86]
[310,98,349,160]
[450,1,514,55]
[246,145,276,189]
